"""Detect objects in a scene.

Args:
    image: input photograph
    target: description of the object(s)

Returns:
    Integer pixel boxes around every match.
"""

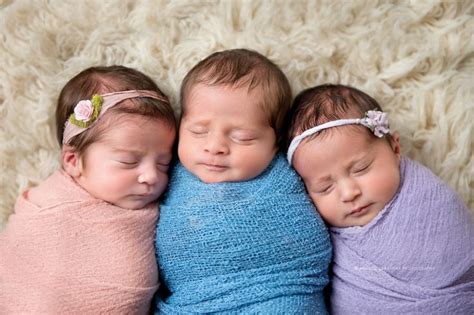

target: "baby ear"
[61,145,83,178]
[389,132,401,158]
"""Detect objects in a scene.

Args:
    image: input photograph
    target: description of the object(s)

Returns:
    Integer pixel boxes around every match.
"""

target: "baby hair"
[180,48,292,149]
[56,65,176,154]
[286,84,390,148]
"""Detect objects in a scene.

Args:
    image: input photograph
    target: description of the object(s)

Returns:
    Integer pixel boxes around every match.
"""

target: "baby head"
[178,48,292,183]
[287,84,401,228]
[56,65,177,209]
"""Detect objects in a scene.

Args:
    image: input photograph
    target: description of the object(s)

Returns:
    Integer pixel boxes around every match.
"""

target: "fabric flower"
[74,100,93,122]
[68,94,103,128]
[364,110,390,137]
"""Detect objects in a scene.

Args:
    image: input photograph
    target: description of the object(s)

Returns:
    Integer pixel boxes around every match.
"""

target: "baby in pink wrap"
[0,65,176,314]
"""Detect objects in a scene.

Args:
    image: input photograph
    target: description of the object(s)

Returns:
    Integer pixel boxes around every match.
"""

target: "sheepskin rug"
[0,0,472,230]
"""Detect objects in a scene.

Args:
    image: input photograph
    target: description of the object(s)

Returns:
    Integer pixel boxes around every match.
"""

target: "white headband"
[287,110,390,165]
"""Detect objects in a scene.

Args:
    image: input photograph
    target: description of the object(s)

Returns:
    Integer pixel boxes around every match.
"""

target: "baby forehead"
[295,134,376,170]
[185,82,264,101]
[300,124,374,145]
[187,80,278,105]
[185,88,270,113]
[99,109,169,128]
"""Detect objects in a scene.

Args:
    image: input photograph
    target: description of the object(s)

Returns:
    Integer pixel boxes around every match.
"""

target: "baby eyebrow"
[187,121,209,126]
[231,128,258,135]
[235,122,264,130]
[182,116,210,124]
[110,147,140,154]
[111,149,171,161]
[315,175,332,183]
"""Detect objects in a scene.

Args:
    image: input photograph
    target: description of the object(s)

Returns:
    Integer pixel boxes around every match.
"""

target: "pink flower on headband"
[74,100,94,122]
[364,110,390,137]
[68,95,103,128]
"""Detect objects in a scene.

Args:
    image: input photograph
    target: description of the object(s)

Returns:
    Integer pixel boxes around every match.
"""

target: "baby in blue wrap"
[155,49,332,313]
[287,84,474,314]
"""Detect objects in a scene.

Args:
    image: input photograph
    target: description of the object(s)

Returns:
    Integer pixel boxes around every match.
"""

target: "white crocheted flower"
[363,110,390,137]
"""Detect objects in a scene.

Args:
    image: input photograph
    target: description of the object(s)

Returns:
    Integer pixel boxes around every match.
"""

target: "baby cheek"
[306,192,319,210]
[156,173,170,197]
[308,193,335,224]
[379,170,400,202]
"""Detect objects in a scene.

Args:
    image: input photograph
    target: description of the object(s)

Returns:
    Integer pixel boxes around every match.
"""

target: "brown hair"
[180,48,292,149]
[286,84,390,148]
[56,65,176,155]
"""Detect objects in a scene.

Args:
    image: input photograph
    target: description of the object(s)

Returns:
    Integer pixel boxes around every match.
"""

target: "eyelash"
[117,161,139,169]
[315,185,333,195]
[118,160,170,169]
[119,161,137,166]
[158,161,170,167]
[231,137,255,144]
[353,164,370,174]
[189,129,207,135]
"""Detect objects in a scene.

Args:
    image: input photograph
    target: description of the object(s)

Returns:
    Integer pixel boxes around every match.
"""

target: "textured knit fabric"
[330,157,474,314]
[155,154,332,314]
[0,170,159,314]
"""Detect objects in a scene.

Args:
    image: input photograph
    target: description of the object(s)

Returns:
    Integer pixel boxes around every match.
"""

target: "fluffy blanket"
[1,1,473,231]
[155,154,332,313]
[0,170,159,314]
[330,157,474,314]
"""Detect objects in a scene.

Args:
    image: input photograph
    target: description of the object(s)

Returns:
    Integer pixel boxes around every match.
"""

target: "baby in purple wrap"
[286,84,473,314]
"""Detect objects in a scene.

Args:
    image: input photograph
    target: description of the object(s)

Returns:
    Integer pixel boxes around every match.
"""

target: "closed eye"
[230,131,258,144]
[353,163,370,174]
[118,160,138,167]
[314,185,333,195]
[190,130,207,135]
[187,126,208,135]
[157,162,170,171]
[231,137,256,144]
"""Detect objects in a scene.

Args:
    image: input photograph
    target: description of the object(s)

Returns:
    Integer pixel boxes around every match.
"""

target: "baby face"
[75,115,175,209]
[178,84,277,183]
[292,129,401,228]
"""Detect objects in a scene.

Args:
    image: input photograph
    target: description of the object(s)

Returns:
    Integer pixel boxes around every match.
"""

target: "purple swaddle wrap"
[330,157,474,314]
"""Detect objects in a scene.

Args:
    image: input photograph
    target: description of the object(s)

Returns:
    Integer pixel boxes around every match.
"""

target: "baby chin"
[116,195,158,210]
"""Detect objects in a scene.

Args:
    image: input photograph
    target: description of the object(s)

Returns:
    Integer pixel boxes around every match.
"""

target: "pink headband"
[62,90,168,145]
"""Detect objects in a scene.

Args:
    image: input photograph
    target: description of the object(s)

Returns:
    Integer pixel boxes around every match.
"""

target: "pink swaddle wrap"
[0,170,159,314]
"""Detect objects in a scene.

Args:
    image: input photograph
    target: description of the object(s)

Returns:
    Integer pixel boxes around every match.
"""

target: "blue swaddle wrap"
[155,154,332,314]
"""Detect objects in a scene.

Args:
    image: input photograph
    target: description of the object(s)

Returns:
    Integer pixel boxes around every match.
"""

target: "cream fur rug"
[0,0,472,230]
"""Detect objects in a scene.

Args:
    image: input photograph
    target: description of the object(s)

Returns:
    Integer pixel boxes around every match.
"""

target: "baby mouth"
[350,204,370,216]
[202,163,228,172]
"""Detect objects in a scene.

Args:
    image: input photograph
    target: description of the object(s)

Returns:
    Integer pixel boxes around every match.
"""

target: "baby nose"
[138,167,159,185]
[204,134,229,155]
[340,178,361,202]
